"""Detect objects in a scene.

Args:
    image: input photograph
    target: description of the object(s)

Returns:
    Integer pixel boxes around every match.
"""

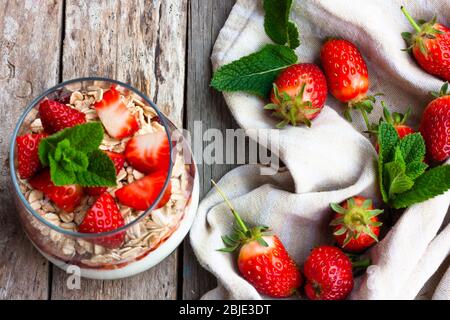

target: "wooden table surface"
[0,0,237,300]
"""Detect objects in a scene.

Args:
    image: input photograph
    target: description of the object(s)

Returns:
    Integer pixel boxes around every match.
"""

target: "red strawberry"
[94,86,139,139]
[268,63,328,128]
[330,196,383,252]
[115,171,171,211]
[320,39,376,129]
[303,246,354,300]
[79,192,125,249]
[124,131,171,174]
[85,151,125,196]
[419,83,450,162]
[401,7,450,81]
[373,103,415,152]
[16,133,47,179]
[39,99,86,134]
[212,180,302,298]
[29,170,83,213]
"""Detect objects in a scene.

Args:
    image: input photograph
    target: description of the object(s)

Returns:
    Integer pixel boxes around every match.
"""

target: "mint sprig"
[263,0,300,49]
[377,122,450,208]
[38,122,116,187]
[210,44,297,97]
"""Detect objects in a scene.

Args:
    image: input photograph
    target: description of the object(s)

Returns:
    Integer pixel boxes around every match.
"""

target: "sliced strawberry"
[115,171,171,211]
[39,99,86,134]
[124,131,171,174]
[16,133,47,179]
[29,170,83,213]
[78,192,125,249]
[94,86,139,139]
[85,151,125,196]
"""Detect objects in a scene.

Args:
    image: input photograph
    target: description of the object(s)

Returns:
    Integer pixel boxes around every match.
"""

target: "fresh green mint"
[377,122,450,208]
[38,122,117,187]
[211,1,301,98]
[263,0,300,49]
[210,44,297,97]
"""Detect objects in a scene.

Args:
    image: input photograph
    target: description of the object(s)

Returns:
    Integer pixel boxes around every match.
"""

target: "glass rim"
[9,77,174,238]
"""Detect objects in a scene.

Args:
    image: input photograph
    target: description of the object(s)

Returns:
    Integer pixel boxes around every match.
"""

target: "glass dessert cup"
[10,78,199,280]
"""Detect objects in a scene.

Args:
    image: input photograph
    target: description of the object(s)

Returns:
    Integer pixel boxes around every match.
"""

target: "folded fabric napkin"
[190,0,450,300]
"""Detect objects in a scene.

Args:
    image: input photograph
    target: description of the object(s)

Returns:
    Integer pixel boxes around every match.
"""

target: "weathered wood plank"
[0,0,64,299]
[183,0,237,300]
[51,0,187,300]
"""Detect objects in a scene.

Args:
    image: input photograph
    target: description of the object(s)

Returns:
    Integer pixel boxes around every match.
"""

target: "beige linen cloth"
[190,0,450,300]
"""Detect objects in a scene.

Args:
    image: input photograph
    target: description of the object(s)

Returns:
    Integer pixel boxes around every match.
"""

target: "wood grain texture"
[0,0,63,300]
[182,0,237,300]
[50,0,187,299]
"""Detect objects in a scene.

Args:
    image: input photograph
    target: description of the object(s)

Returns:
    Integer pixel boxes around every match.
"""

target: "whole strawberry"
[212,180,301,298]
[16,133,47,179]
[320,39,377,129]
[330,196,383,252]
[79,192,125,249]
[39,99,86,134]
[420,82,450,162]
[303,246,353,300]
[401,7,450,81]
[267,63,328,128]
[373,102,415,152]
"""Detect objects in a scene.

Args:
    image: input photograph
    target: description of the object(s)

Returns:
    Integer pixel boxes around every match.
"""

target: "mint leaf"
[53,139,89,172]
[378,122,400,163]
[38,122,116,188]
[384,161,414,197]
[287,22,300,49]
[75,150,117,187]
[39,122,104,165]
[392,165,450,208]
[405,161,428,180]
[378,122,400,202]
[384,148,414,197]
[399,133,426,163]
[49,154,77,186]
[263,0,300,49]
[210,44,298,97]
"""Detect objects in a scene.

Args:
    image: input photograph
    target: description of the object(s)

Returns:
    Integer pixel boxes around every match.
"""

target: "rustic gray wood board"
[50,0,187,300]
[0,0,64,300]
[183,0,237,300]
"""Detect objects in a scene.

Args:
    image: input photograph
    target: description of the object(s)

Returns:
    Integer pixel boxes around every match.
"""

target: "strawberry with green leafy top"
[266,63,328,128]
[212,180,301,298]
[401,7,450,82]
[330,196,383,252]
[320,39,379,129]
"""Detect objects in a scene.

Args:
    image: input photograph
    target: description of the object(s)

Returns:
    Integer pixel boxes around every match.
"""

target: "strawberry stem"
[211,180,249,233]
[352,257,371,269]
[401,6,422,33]
[360,109,371,132]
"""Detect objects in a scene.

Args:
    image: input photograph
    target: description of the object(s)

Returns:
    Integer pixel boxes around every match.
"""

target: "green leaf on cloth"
[210,44,297,97]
